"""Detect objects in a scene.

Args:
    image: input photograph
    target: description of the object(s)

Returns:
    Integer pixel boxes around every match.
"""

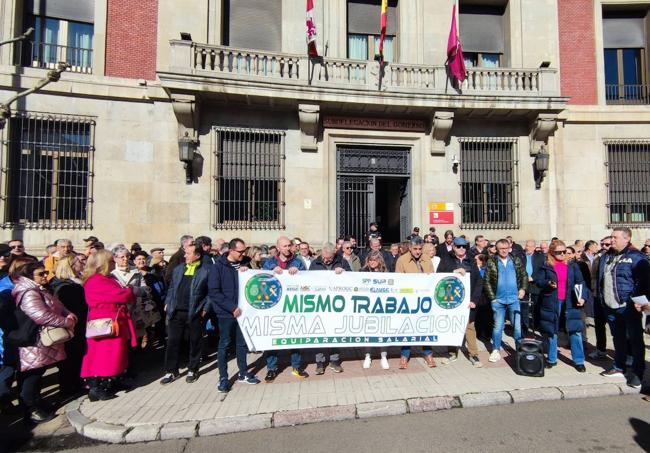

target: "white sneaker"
[363,355,372,369]
[588,350,607,360]
[488,350,501,363]
[380,356,390,370]
[440,353,458,365]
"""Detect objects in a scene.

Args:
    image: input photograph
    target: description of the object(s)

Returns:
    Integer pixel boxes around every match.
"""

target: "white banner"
[236,270,470,351]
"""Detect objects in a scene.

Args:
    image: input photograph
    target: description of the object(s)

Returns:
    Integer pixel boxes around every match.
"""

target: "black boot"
[88,378,116,402]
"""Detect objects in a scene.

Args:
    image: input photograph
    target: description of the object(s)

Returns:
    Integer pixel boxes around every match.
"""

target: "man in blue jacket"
[597,227,650,389]
[209,238,260,393]
[262,236,308,382]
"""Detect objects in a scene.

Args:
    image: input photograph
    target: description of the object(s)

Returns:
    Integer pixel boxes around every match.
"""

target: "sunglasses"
[35,271,50,277]
[454,244,468,249]
[10,245,23,249]
[601,243,611,247]
[343,247,352,250]
[553,250,567,256]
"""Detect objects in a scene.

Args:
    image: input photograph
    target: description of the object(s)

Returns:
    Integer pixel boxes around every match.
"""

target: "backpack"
[5,289,40,347]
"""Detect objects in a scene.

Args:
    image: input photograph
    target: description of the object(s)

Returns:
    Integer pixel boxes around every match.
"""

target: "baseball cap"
[83,236,99,243]
[150,247,165,253]
[453,237,469,247]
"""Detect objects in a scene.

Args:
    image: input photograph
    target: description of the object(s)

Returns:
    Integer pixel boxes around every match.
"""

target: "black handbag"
[5,290,39,347]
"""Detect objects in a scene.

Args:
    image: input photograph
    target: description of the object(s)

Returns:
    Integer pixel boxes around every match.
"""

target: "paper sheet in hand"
[574,284,583,301]
[631,295,650,306]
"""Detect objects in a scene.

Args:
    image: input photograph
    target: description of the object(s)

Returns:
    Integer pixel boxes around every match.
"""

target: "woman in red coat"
[80,249,144,401]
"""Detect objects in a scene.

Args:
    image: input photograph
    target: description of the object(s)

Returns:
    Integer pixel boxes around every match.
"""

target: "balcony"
[14,41,93,74]
[605,84,650,105]
[159,40,566,114]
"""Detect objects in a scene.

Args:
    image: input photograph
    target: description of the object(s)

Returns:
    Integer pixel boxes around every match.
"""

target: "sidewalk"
[67,327,649,443]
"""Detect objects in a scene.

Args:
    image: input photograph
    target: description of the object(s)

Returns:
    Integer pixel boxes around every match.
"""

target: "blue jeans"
[491,298,521,350]
[544,301,585,365]
[400,346,432,359]
[217,317,249,381]
[605,304,646,379]
[265,350,301,371]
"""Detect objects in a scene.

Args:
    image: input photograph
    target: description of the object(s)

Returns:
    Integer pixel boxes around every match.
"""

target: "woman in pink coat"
[12,261,76,423]
[80,249,140,401]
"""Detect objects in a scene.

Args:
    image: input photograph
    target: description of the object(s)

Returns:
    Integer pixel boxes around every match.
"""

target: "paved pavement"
[61,326,649,443]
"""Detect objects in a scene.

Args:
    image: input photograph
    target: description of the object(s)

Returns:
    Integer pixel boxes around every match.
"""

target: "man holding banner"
[262,236,308,382]
[209,238,261,393]
[308,243,350,375]
[395,236,437,369]
[437,237,484,368]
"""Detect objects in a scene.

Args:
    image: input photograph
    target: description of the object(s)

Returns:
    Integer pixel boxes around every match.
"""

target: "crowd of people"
[0,227,648,424]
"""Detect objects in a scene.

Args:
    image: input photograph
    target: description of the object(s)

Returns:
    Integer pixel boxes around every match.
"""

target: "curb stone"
[124,424,162,443]
[509,387,563,403]
[273,405,357,427]
[407,396,460,413]
[67,383,637,442]
[66,409,93,434]
[83,421,130,444]
[460,391,512,408]
[357,400,407,418]
[159,421,198,440]
[199,414,272,436]
[558,383,621,400]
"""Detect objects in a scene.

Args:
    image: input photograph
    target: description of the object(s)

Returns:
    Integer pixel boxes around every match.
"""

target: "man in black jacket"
[522,240,545,334]
[309,243,350,374]
[437,237,484,367]
[209,238,260,393]
[164,235,194,286]
[160,244,208,385]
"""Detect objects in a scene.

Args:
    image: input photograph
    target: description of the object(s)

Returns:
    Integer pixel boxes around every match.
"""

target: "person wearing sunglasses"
[8,239,37,261]
[484,239,528,363]
[12,261,77,423]
[533,240,588,372]
[0,244,12,279]
[437,237,484,368]
[587,236,613,360]
[596,227,650,389]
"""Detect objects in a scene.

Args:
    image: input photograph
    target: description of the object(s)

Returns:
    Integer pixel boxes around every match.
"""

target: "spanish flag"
[378,0,388,64]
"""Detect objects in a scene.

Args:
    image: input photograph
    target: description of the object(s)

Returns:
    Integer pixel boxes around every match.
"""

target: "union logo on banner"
[434,276,465,309]
[244,273,283,309]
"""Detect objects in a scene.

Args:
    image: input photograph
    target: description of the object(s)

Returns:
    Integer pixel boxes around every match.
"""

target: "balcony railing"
[605,84,650,105]
[167,41,560,99]
[14,41,93,74]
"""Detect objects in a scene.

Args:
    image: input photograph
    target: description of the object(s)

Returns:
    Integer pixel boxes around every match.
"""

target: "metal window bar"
[14,40,93,74]
[458,137,519,229]
[0,111,95,229]
[213,127,285,230]
[604,140,650,226]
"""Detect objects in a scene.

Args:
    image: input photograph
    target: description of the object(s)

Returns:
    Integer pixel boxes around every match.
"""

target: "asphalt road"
[17,394,650,453]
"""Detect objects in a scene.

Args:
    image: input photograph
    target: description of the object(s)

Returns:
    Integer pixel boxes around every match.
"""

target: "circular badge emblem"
[244,273,283,309]
[434,276,465,309]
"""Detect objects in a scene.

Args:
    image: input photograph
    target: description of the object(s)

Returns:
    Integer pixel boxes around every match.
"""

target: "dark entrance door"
[336,146,410,247]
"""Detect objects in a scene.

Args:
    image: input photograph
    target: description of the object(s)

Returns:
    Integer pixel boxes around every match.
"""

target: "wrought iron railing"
[15,41,93,74]
[605,140,650,226]
[605,84,650,105]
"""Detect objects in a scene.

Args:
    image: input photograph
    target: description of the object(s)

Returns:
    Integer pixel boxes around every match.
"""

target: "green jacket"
[484,255,529,301]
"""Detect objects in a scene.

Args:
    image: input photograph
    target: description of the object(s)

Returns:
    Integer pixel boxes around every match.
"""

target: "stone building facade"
[0,0,648,254]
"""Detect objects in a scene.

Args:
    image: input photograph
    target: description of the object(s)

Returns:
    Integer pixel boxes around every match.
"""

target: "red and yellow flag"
[378,0,388,63]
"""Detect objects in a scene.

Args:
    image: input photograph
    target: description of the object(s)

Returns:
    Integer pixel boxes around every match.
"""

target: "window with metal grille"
[605,140,650,226]
[213,127,285,229]
[459,137,519,229]
[1,112,95,229]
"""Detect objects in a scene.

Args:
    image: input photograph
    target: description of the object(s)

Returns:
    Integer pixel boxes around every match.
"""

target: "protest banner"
[236,270,470,351]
